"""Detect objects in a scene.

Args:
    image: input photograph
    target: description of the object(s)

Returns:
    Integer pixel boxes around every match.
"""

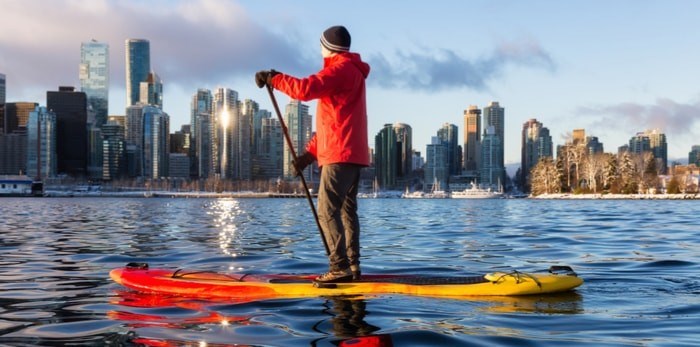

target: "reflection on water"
[1,198,699,346]
[213,199,243,259]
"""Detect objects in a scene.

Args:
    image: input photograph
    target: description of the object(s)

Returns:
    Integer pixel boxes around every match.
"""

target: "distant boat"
[423,178,450,199]
[451,182,503,199]
[401,187,425,199]
[358,178,402,198]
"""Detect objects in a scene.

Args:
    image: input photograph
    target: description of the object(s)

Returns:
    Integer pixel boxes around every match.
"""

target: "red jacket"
[271,52,370,167]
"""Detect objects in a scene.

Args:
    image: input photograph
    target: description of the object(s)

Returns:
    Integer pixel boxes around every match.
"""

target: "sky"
[2,0,699,168]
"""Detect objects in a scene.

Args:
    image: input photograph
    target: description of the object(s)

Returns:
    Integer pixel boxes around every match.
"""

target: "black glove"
[292,152,316,176]
[255,69,279,88]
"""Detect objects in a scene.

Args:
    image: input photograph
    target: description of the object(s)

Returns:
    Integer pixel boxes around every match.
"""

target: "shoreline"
[533,193,700,200]
[10,190,696,199]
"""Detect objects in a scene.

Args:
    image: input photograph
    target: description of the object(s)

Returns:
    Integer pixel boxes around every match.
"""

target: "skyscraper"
[125,104,146,176]
[0,73,5,104]
[463,105,481,174]
[196,113,212,178]
[258,117,283,179]
[80,41,109,127]
[0,73,5,134]
[139,72,163,109]
[101,119,126,181]
[283,100,312,179]
[237,99,257,180]
[213,88,238,179]
[689,145,700,167]
[4,102,38,134]
[425,136,448,192]
[437,123,460,176]
[374,124,398,189]
[47,86,88,177]
[142,107,169,178]
[190,89,213,177]
[521,118,552,189]
[26,106,57,179]
[392,123,413,178]
[481,126,504,187]
[630,129,667,174]
[125,39,150,107]
[483,101,505,184]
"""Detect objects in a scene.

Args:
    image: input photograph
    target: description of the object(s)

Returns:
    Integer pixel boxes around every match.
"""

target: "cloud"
[367,39,556,91]
[578,98,700,137]
[0,0,315,96]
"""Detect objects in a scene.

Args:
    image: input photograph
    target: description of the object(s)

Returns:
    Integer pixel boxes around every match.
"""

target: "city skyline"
[1,0,699,165]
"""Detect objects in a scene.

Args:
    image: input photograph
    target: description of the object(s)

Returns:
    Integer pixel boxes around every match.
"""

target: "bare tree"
[530,157,561,195]
[582,153,606,193]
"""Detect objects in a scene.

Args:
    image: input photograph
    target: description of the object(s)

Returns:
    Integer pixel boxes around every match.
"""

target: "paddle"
[265,84,330,256]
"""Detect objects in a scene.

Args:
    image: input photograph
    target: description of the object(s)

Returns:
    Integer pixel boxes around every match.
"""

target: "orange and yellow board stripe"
[110,267,583,299]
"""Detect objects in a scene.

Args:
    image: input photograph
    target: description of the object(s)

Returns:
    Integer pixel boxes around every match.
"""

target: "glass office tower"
[125,39,150,107]
[80,41,109,127]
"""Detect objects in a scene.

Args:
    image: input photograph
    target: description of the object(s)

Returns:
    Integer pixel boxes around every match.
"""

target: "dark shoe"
[315,269,352,283]
[350,264,361,280]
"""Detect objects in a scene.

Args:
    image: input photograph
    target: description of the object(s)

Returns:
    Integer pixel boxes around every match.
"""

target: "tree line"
[527,146,697,196]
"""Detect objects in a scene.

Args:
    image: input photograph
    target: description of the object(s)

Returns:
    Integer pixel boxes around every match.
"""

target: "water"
[1,198,699,346]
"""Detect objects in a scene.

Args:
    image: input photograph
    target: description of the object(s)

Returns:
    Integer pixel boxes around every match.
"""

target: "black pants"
[317,163,362,271]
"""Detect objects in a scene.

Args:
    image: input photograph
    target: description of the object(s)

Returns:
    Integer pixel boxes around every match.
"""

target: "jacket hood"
[326,52,370,78]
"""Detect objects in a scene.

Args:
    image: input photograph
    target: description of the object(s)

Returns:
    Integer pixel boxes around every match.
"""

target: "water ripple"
[1,197,699,345]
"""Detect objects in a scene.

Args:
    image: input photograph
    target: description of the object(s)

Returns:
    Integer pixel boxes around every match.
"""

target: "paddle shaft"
[266,84,330,256]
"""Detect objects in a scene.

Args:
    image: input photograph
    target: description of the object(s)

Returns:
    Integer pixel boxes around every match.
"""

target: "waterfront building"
[412,150,424,172]
[257,117,283,179]
[572,129,586,145]
[237,99,256,180]
[374,124,398,189]
[252,108,273,178]
[139,72,163,109]
[437,123,461,176]
[108,115,126,128]
[196,113,212,178]
[170,125,190,154]
[142,107,169,179]
[629,129,668,174]
[463,105,481,175]
[253,108,271,156]
[481,126,505,187]
[4,102,38,134]
[0,175,33,195]
[0,132,27,175]
[26,106,57,179]
[80,41,109,127]
[126,104,148,148]
[283,100,312,179]
[482,101,505,184]
[101,120,125,181]
[586,136,604,154]
[425,136,448,192]
[393,123,413,178]
[125,39,150,107]
[689,145,700,166]
[168,153,190,178]
[521,118,552,189]
[87,126,103,180]
[47,86,88,177]
[212,88,239,179]
[125,103,168,178]
[190,89,213,177]
[0,73,6,134]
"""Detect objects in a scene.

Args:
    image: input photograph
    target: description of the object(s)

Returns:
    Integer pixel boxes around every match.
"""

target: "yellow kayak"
[110,263,583,300]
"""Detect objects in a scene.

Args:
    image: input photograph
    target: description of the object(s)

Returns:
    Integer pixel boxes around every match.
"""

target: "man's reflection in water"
[314,297,393,347]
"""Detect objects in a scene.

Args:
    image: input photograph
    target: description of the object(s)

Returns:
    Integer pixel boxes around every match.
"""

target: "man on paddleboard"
[256,25,371,283]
